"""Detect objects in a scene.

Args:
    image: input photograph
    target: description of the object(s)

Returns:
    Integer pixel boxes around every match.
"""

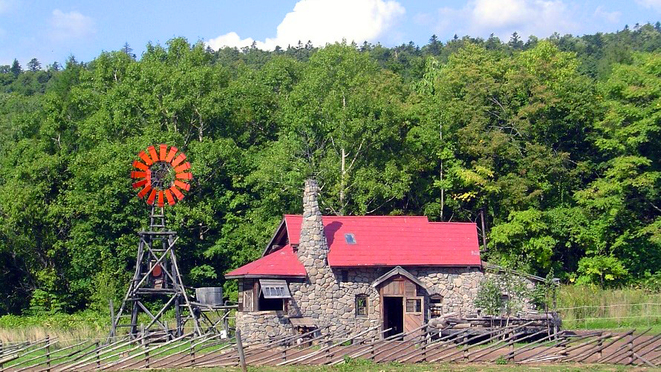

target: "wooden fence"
[1,324,660,371]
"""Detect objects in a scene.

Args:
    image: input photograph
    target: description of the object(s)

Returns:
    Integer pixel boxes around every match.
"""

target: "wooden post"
[235,330,247,372]
[463,334,469,361]
[109,299,115,340]
[45,335,51,372]
[189,337,195,366]
[95,341,100,368]
[422,326,429,362]
[628,333,634,365]
[144,329,150,369]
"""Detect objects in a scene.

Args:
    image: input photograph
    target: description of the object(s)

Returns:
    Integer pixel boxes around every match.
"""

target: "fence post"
[144,329,150,369]
[44,335,51,372]
[189,337,195,366]
[627,333,634,365]
[422,325,429,362]
[235,330,247,372]
[95,341,100,368]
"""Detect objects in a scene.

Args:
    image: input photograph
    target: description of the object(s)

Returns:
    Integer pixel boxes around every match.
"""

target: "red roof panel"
[225,215,481,279]
[225,244,307,278]
[284,215,481,267]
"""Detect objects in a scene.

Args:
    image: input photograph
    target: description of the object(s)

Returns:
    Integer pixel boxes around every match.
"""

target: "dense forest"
[1,23,660,316]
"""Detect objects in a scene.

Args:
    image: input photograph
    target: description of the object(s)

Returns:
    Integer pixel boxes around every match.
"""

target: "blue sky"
[1,0,660,67]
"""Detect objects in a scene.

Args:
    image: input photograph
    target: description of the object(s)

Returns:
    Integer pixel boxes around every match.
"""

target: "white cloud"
[206,0,405,51]
[594,6,621,24]
[636,0,661,12]
[50,9,95,41]
[433,0,578,41]
[207,32,256,50]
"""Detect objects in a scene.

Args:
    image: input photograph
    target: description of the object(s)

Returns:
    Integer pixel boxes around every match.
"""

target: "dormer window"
[345,233,357,244]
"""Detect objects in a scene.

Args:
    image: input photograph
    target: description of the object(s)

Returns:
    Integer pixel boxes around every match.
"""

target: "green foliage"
[474,277,504,316]
[1,27,661,317]
[475,269,531,316]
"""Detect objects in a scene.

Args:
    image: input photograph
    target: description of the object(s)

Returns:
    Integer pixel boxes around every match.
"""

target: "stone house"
[225,180,504,341]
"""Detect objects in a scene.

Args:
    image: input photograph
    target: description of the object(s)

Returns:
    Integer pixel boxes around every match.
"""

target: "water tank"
[195,287,224,305]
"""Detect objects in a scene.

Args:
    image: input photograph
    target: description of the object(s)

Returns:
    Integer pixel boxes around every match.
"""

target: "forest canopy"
[1,24,661,315]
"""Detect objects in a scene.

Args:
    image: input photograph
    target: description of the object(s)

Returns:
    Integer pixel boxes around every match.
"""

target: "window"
[355,295,368,316]
[341,270,349,282]
[259,279,291,299]
[258,279,291,311]
[406,298,422,313]
[344,233,357,244]
[430,294,443,317]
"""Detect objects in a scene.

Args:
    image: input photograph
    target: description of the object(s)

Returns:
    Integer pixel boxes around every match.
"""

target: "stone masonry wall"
[409,267,484,317]
[236,266,488,342]
[289,179,351,333]
[235,311,291,343]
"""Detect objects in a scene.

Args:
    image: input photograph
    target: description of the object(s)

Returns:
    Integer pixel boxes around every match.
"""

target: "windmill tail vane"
[131,144,192,207]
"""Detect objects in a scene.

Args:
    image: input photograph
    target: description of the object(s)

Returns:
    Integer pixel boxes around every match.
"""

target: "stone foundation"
[235,311,292,342]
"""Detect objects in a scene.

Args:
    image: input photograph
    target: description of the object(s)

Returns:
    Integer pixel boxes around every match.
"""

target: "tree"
[27,58,41,72]
[10,59,21,77]
[280,42,410,215]
[121,42,136,60]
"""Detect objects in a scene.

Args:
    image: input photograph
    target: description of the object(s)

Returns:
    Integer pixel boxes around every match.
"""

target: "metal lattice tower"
[110,144,200,340]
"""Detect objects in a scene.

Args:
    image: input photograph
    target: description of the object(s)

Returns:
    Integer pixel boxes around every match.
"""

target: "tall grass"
[0,310,109,345]
[557,285,661,331]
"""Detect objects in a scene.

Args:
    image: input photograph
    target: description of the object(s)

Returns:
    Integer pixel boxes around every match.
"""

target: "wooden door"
[403,297,423,333]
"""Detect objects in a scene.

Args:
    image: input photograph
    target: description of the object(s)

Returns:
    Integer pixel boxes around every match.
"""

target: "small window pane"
[355,295,368,316]
[406,299,421,313]
[259,279,292,299]
[345,233,357,244]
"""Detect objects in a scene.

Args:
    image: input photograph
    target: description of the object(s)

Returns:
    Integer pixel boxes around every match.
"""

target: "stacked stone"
[412,267,484,316]
[291,179,342,331]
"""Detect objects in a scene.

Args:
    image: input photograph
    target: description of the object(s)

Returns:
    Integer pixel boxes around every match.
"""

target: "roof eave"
[224,273,307,280]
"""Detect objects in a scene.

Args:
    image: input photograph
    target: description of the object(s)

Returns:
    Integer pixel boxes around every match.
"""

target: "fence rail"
[1,323,660,371]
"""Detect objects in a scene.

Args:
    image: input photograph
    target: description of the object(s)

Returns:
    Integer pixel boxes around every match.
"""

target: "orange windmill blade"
[131,144,192,206]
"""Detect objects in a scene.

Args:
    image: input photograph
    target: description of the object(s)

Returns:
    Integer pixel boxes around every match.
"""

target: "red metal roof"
[225,244,306,278]
[225,215,481,278]
[285,215,481,267]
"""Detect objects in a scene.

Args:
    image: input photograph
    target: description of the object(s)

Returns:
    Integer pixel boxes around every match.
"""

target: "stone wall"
[409,267,484,317]
[235,311,292,342]
[236,266,489,342]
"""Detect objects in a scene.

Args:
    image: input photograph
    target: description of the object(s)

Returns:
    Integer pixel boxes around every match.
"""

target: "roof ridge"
[284,214,430,219]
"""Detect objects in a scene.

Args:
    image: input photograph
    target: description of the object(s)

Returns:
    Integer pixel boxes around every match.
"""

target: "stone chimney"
[297,179,331,284]
[292,179,343,332]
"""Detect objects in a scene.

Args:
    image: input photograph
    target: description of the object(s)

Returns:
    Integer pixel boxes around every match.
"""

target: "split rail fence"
[1,324,661,371]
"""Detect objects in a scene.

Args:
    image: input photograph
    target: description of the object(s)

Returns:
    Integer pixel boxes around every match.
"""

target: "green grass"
[2,285,661,344]
[556,285,661,332]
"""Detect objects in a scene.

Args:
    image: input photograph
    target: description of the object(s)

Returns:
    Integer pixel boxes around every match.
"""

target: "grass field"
[557,285,661,332]
[2,285,661,344]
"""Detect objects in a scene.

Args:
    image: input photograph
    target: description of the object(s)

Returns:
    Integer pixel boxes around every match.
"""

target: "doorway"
[383,297,403,338]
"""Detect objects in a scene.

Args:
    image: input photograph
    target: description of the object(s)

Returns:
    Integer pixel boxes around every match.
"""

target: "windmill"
[110,144,201,339]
